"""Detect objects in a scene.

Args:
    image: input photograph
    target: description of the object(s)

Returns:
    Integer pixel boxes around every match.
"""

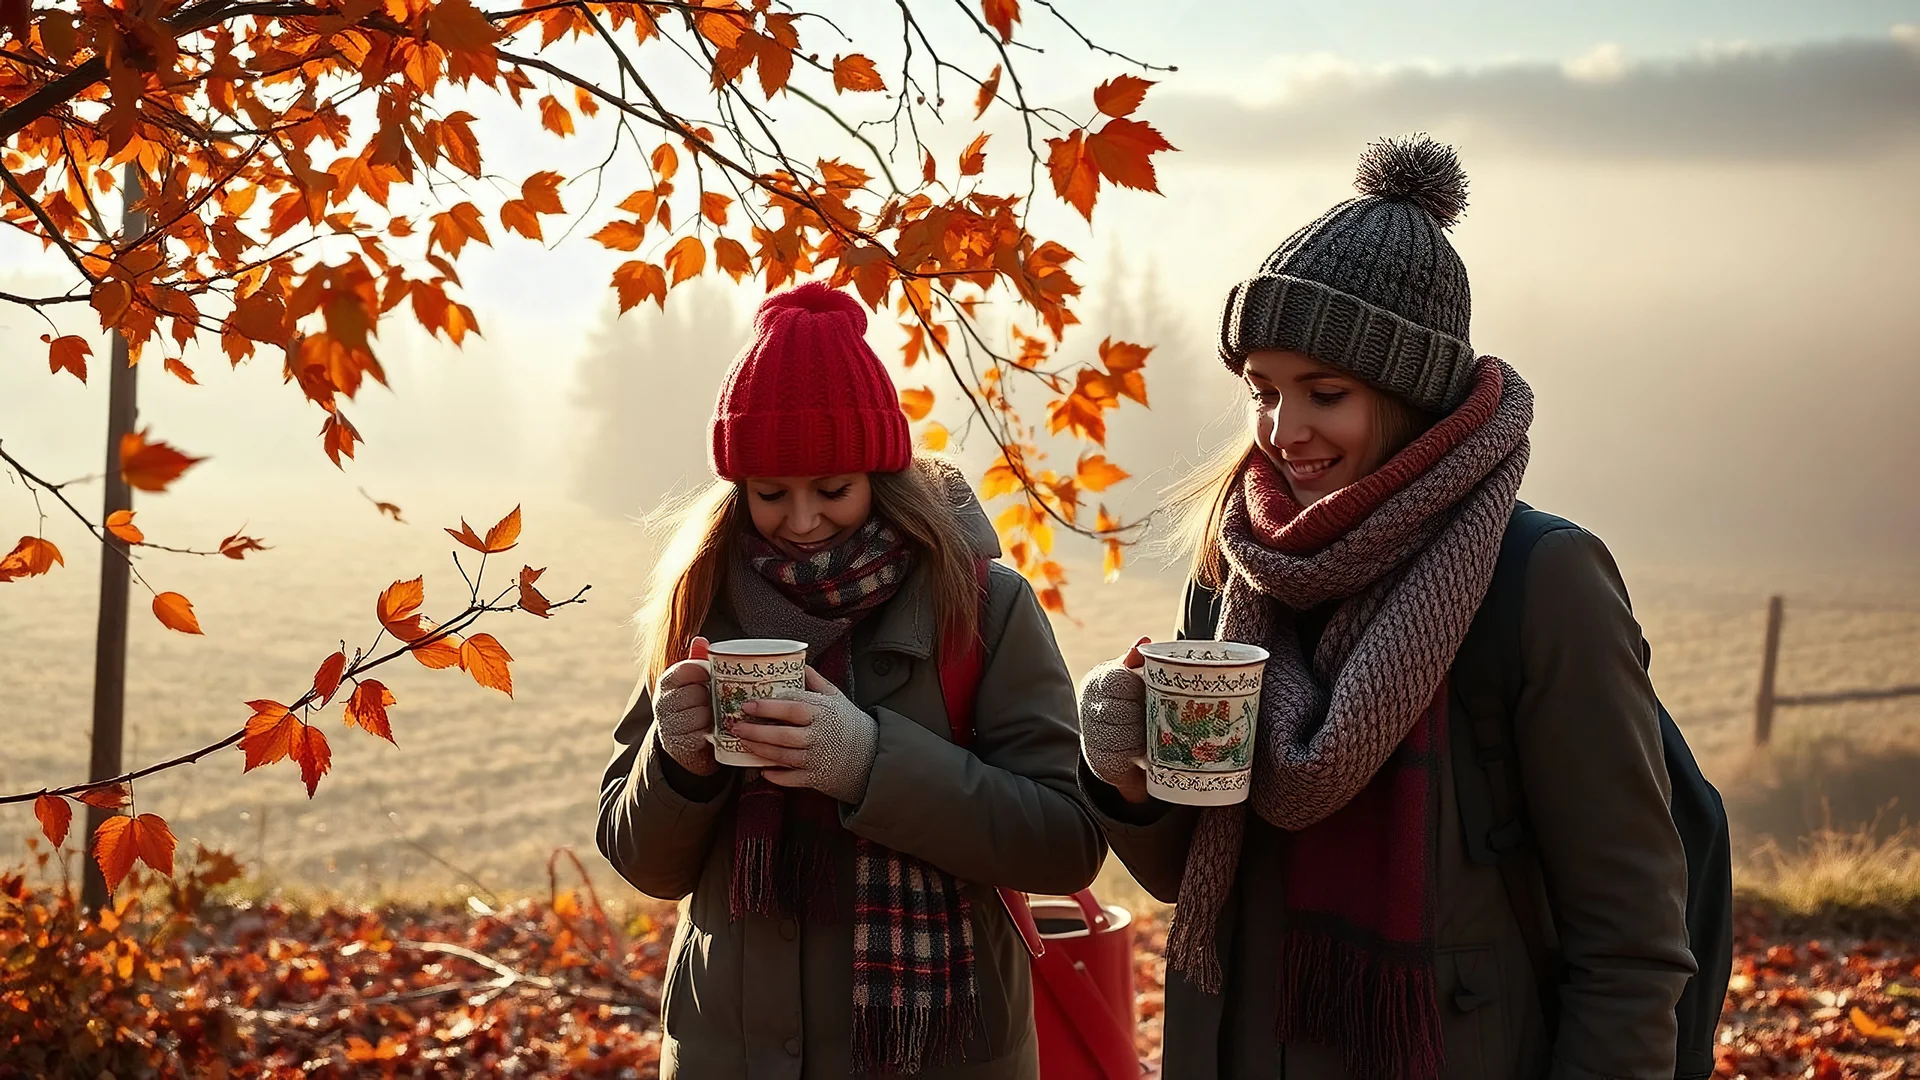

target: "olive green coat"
[598,510,1102,1079]
[1086,526,1697,1080]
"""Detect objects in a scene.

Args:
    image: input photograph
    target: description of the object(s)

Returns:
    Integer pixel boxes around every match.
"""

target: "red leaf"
[460,632,513,696]
[974,65,1001,120]
[1093,74,1154,119]
[219,530,269,559]
[832,54,885,93]
[518,565,552,618]
[345,679,398,744]
[291,723,331,797]
[980,0,1018,42]
[35,795,71,848]
[959,133,989,177]
[93,813,176,892]
[0,536,63,581]
[42,334,91,382]
[312,651,347,706]
[1046,130,1099,221]
[240,701,297,771]
[378,577,427,641]
[106,510,143,544]
[75,783,130,810]
[152,592,204,634]
[119,428,204,492]
[1086,117,1176,193]
[321,412,361,468]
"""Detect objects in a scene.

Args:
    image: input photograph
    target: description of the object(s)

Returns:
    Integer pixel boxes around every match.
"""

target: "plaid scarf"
[1165,359,1533,1080]
[730,517,980,1076]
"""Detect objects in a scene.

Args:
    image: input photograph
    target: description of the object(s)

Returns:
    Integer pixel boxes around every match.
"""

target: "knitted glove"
[1079,637,1151,804]
[731,666,880,805]
[653,648,719,778]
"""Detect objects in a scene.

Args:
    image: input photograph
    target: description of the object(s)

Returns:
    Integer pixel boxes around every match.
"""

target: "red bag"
[940,559,1145,1080]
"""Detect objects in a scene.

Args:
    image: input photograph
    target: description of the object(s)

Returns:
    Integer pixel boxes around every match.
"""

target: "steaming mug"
[704,638,808,769]
[1132,640,1270,806]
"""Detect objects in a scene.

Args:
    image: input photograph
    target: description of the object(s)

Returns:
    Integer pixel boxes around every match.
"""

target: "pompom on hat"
[1219,133,1480,413]
[709,282,912,481]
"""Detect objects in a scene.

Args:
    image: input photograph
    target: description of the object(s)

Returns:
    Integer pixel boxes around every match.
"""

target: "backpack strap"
[1451,502,1584,1030]
[937,557,1049,961]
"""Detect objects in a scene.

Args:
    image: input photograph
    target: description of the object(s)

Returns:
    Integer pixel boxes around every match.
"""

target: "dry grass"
[1736,827,1920,934]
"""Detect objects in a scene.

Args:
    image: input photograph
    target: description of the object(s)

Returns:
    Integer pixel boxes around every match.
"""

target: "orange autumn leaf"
[218,530,269,559]
[666,236,706,285]
[1046,130,1099,221]
[616,188,658,218]
[918,422,949,452]
[345,679,398,744]
[1086,117,1176,193]
[106,510,143,544]
[1094,503,1121,534]
[591,219,647,251]
[974,64,1002,119]
[518,565,553,618]
[291,723,332,797]
[320,412,361,468]
[446,505,519,553]
[959,133,989,177]
[539,94,574,137]
[378,577,428,641]
[500,200,544,241]
[832,54,884,93]
[312,650,347,706]
[1103,539,1125,583]
[1075,453,1130,492]
[152,592,204,635]
[700,192,732,226]
[119,428,204,492]
[900,386,934,421]
[460,632,514,696]
[651,142,679,182]
[1093,74,1154,119]
[240,700,298,771]
[713,238,752,282]
[43,333,91,382]
[612,260,667,312]
[980,0,1019,42]
[34,794,71,847]
[0,536,64,581]
[75,783,131,810]
[93,813,177,892]
[164,358,198,384]
[522,171,566,214]
[412,628,464,670]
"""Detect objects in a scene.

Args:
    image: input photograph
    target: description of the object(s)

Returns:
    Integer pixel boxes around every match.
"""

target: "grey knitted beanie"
[1219,134,1477,413]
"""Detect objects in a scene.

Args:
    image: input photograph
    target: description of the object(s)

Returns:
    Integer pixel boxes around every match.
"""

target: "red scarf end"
[1275,931,1444,1080]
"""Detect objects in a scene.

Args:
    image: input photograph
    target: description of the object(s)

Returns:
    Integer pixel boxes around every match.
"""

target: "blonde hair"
[635,455,984,682]
[1162,389,1435,589]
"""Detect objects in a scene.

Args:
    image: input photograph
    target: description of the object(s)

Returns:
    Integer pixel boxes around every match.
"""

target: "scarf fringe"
[730,785,838,921]
[1275,931,1443,1080]
[852,992,981,1077]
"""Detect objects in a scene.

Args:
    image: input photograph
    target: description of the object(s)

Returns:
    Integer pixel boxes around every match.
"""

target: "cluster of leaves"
[1715,907,1919,1078]
[6,505,583,895]
[1,0,1175,611]
[1,846,672,1077]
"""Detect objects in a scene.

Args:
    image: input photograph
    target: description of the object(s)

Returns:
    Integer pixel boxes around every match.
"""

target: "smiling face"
[1243,349,1429,505]
[743,474,873,558]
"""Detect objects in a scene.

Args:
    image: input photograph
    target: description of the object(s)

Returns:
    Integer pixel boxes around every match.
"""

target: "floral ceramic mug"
[1134,641,1270,806]
[705,638,807,769]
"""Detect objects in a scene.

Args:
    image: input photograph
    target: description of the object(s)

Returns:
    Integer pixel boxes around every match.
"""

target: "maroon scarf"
[1165,359,1534,1080]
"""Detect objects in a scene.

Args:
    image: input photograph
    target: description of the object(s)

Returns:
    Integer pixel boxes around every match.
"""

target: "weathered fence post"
[1754,594,1784,746]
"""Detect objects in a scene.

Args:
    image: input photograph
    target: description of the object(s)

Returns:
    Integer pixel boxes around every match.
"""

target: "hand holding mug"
[654,636,719,776]
[730,666,879,805]
[1078,635,1153,804]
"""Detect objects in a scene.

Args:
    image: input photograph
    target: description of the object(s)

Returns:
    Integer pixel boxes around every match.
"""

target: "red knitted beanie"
[709,281,911,481]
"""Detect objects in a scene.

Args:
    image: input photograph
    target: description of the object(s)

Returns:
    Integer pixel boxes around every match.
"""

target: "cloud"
[1155,33,1920,163]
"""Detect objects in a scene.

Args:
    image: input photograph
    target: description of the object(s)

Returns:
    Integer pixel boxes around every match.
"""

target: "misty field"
[4,496,1919,901]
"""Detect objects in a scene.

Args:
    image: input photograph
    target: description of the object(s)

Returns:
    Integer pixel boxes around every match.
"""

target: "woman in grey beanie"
[1076,135,1716,1079]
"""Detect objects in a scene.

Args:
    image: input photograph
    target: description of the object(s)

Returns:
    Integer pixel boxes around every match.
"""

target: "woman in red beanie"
[597,281,1102,1079]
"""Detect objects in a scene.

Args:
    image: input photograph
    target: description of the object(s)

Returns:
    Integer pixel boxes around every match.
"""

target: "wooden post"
[1754,595,1784,748]
[81,165,144,912]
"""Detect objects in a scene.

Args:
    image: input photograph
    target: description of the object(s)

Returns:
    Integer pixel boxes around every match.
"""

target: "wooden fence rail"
[1754,594,1920,746]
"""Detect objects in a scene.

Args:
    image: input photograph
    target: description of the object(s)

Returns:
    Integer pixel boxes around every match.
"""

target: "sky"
[2,2,1918,578]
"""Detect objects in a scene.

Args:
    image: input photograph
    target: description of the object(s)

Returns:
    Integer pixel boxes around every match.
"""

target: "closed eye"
[820,485,854,500]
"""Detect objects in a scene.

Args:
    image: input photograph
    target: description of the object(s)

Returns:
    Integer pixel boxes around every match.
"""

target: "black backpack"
[1179,504,1733,1079]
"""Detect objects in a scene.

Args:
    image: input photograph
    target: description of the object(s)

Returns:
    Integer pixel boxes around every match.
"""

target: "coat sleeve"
[1515,529,1697,1080]
[595,674,741,901]
[1075,573,1209,903]
[842,565,1106,896]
